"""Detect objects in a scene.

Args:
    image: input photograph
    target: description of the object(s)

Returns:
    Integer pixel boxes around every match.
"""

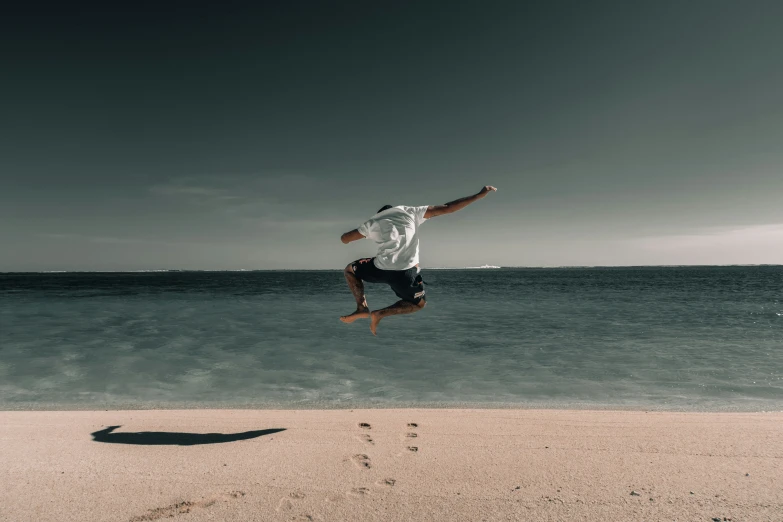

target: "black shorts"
[351,258,426,305]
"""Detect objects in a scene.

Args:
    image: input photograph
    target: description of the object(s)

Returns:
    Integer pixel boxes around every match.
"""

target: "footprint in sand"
[276,491,306,512]
[359,422,371,430]
[129,491,245,521]
[325,493,346,503]
[404,422,419,452]
[392,422,419,455]
[377,478,396,487]
[357,433,374,444]
[350,454,372,469]
[349,487,370,497]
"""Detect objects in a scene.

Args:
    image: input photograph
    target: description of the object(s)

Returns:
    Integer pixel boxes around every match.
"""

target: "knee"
[416,300,427,309]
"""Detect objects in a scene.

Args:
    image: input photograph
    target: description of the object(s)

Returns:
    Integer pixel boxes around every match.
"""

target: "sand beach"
[1,409,781,521]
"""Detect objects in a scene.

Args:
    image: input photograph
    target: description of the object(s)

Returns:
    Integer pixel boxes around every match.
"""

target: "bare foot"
[340,307,370,324]
[369,311,381,336]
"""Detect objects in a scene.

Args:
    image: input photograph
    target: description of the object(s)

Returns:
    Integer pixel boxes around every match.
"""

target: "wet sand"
[1,409,781,521]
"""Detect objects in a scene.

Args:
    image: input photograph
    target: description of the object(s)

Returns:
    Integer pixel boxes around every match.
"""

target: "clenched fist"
[478,186,498,197]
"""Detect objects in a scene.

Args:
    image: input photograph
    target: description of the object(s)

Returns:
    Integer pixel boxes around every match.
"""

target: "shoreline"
[2,408,781,521]
[3,402,782,413]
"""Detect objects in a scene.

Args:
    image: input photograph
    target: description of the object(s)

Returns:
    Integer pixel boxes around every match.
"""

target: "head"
[377,205,393,214]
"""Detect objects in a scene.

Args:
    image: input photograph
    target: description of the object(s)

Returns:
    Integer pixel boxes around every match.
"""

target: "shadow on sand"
[91,425,285,446]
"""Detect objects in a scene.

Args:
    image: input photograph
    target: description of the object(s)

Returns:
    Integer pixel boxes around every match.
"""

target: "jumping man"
[340,185,498,335]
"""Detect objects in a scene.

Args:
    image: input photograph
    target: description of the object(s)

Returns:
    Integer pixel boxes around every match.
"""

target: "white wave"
[426,265,502,269]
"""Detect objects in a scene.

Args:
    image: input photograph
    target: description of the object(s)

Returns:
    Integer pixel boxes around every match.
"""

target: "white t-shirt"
[357,205,429,270]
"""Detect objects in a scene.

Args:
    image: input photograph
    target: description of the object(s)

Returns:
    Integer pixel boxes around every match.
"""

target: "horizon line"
[2,263,782,274]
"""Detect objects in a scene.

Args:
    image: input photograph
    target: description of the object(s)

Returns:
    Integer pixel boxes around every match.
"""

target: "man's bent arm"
[424,185,497,219]
[341,229,365,244]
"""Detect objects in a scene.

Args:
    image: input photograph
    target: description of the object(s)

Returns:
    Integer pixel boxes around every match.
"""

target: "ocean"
[1,267,781,411]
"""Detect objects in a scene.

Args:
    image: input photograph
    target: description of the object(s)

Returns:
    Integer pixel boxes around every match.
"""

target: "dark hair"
[377,205,393,213]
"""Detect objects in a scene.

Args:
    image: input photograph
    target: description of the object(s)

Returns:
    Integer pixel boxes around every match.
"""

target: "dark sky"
[2,1,782,270]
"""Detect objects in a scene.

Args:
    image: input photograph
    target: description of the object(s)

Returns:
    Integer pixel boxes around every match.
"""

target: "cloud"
[239,217,357,231]
[149,182,245,203]
[635,223,783,249]
[148,174,358,222]
[39,233,163,245]
[150,185,238,198]
[631,223,783,263]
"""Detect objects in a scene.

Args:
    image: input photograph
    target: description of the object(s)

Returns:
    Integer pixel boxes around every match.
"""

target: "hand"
[478,185,497,197]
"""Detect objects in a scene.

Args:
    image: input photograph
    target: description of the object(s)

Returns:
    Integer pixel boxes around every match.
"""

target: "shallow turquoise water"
[1,267,781,411]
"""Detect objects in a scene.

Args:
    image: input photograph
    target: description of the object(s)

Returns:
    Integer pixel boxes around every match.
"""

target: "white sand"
[1,409,781,521]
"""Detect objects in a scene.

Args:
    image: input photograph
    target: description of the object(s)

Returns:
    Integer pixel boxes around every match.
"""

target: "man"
[340,185,498,335]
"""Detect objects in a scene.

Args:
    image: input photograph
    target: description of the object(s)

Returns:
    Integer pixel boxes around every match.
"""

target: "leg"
[340,263,370,323]
[370,299,426,336]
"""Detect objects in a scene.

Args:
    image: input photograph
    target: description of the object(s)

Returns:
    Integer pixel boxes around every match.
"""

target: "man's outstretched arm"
[341,229,365,244]
[424,185,497,219]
